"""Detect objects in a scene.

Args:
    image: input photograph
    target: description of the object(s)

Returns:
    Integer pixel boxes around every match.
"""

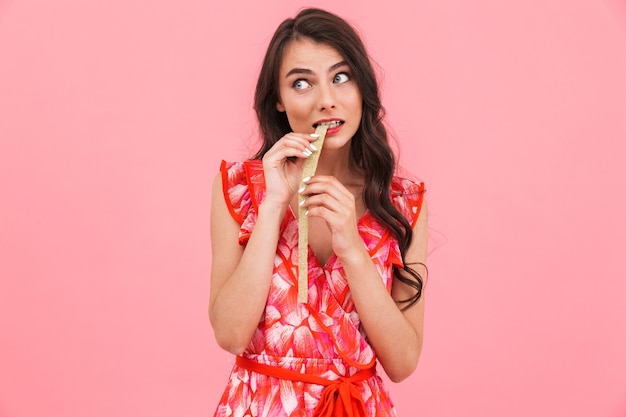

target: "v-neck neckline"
[286,205,370,270]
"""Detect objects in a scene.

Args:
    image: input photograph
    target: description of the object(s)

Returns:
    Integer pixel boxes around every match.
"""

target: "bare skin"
[209,39,428,382]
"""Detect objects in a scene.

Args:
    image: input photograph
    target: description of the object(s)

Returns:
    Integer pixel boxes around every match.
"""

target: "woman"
[209,8,428,417]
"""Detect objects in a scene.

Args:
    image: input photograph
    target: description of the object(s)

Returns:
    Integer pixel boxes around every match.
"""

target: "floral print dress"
[214,160,425,417]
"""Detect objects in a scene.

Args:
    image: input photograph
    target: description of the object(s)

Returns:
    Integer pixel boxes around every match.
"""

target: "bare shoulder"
[211,172,224,205]
[210,173,229,223]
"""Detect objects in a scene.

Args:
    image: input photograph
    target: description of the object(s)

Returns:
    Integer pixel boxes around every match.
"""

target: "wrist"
[257,199,288,219]
[336,244,371,269]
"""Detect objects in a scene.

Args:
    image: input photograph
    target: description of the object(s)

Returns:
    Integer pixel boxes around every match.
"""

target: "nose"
[316,84,336,111]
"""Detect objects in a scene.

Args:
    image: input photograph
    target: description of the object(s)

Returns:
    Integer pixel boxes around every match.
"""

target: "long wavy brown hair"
[252,8,424,308]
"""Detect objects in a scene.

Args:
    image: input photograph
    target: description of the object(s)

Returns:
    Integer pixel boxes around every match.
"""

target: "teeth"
[319,121,342,128]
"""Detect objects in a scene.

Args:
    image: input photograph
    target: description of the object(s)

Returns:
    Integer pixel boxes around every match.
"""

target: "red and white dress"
[214,160,425,417]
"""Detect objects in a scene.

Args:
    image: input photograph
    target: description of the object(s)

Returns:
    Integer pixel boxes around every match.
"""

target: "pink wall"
[1,0,625,416]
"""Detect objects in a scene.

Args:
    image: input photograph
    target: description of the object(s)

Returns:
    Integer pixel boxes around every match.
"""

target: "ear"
[276,101,285,112]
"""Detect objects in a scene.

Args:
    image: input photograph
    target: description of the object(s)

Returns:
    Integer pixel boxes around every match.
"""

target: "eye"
[333,72,350,84]
[293,79,311,90]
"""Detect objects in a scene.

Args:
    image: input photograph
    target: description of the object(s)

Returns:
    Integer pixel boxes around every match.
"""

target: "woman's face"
[276,38,362,151]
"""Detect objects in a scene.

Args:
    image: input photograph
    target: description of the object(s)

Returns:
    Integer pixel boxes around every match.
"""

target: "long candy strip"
[297,124,328,303]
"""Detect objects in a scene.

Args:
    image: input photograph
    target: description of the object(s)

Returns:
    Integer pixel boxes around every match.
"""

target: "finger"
[265,137,313,160]
[301,193,340,214]
[300,176,354,201]
[305,204,355,232]
[300,186,356,219]
[281,133,321,152]
[304,205,333,220]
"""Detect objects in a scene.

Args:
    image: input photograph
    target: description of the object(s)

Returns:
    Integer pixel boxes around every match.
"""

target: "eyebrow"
[285,60,349,78]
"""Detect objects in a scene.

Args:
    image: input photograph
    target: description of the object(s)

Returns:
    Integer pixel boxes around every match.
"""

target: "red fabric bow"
[236,355,375,417]
[312,377,369,417]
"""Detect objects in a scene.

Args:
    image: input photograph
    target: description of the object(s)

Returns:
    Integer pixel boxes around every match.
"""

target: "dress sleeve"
[219,160,256,245]
[220,160,251,224]
[387,177,426,268]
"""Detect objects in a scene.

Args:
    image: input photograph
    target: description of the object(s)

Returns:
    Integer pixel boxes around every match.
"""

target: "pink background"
[1,0,625,416]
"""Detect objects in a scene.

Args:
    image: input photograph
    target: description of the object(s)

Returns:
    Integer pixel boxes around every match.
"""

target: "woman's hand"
[262,133,319,207]
[299,175,364,262]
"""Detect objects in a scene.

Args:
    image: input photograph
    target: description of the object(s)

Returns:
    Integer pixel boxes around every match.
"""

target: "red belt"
[236,355,376,417]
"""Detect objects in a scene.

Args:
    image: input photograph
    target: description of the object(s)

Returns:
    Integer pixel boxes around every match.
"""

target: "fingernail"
[302,176,311,183]
[304,209,309,216]
[303,149,312,157]
[298,186,306,193]
[310,133,319,138]
[299,199,305,206]
[309,144,318,151]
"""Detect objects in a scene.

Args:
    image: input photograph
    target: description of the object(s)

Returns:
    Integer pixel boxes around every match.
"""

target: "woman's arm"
[342,200,428,382]
[208,174,286,354]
